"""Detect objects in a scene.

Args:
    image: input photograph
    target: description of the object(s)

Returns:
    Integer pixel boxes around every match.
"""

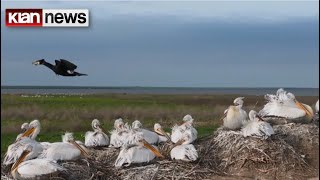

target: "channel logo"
[5,9,89,27]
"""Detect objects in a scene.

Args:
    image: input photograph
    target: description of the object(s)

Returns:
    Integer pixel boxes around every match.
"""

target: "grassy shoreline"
[1,93,318,158]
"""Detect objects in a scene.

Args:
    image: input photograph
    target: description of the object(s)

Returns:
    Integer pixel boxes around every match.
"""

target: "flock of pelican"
[2,88,319,179]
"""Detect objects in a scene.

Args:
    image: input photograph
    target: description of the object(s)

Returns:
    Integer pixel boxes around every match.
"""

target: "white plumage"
[170,144,198,162]
[316,99,319,113]
[3,120,43,166]
[259,88,314,123]
[11,145,65,179]
[109,118,131,148]
[223,97,248,130]
[85,119,109,147]
[39,132,89,161]
[132,120,159,144]
[114,130,164,167]
[171,115,198,144]
[242,110,274,139]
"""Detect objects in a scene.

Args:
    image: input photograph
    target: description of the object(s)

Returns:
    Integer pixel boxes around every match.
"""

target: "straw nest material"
[1,123,319,180]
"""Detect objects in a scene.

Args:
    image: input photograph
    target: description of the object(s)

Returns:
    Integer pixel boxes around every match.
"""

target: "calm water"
[1,86,319,96]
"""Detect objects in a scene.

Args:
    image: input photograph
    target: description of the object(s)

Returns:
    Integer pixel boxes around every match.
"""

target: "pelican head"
[154,123,171,141]
[17,120,40,141]
[21,123,29,132]
[62,132,74,143]
[276,88,285,96]
[32,59,45,65]
[249,110,264,121]
[233,97,245,107]
[63,132,90,157]
[114,118,125,130]
[91,119,102,131]
[182,114,194,124]
[132,120,142,130]
[287,92,296,100]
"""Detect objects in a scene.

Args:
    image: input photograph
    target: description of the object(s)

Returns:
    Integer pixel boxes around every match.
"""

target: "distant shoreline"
[1,86,319,96]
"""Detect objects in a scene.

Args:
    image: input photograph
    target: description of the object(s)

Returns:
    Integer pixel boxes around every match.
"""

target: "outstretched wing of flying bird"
[59,59,77,71]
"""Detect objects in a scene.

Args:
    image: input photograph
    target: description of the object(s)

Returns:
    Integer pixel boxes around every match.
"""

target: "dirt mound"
[201,123,319,179]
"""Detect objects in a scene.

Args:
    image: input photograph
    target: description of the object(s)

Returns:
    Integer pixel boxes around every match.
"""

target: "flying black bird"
[32,59,87,76]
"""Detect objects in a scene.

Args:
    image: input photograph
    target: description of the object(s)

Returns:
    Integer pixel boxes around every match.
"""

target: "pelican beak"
[174,138,186,147]
[156,128,171,142]
[16,127,35,142]
[256,115,264,121]
[295,100,313,117]
[32,61,39,65]
[70,140,90,158]
[97,125,105,133]
[11,150,30,172]
[141,139,164,159]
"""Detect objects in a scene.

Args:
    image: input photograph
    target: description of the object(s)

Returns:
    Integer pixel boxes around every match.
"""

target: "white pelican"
[221,97,248,130]
[109,118,130,148]
[259,88,314,124]
[10,145,66,179]
[241,110,274,139]
[132,120,160,144]
[85,119,109,147]
[3,120,43,166]
[153,123,171,143]
[38,132,89,161]
[114,131,164,167]
[171,115,198,144]
[316,99,319,114]
[170,144,198,162]
[15,123,29,141]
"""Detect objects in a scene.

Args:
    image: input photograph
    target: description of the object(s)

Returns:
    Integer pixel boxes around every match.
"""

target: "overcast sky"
[1,1,319,87]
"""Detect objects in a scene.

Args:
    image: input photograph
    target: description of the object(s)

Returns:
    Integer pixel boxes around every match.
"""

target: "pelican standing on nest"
[171,115,198,144]
[3,120,43,166]
[10,145,66,180]
[154,123,171,143]
[15,123,29,141]
[109,118,130,148]
[114,131,164,167]
[221,97,248,130]
[38,132,89,161]
[241,110,274,139]
[259,88,314,124]
[85,119,109,147]
[132,120,161,144]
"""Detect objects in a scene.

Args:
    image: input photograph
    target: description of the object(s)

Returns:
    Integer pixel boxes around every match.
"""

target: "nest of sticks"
[1,123,319,180]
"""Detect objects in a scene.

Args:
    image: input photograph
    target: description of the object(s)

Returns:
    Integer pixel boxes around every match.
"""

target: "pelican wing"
[170,144,198,162]
[115,145,157,167]
[259,102,306,119]
[85,131,109,147]
[60,59,77,70]
[241,121,274,139]
[3,138,43,166]
[141,129,159,144]
[17,159,65,178]
[38,142,81,161]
